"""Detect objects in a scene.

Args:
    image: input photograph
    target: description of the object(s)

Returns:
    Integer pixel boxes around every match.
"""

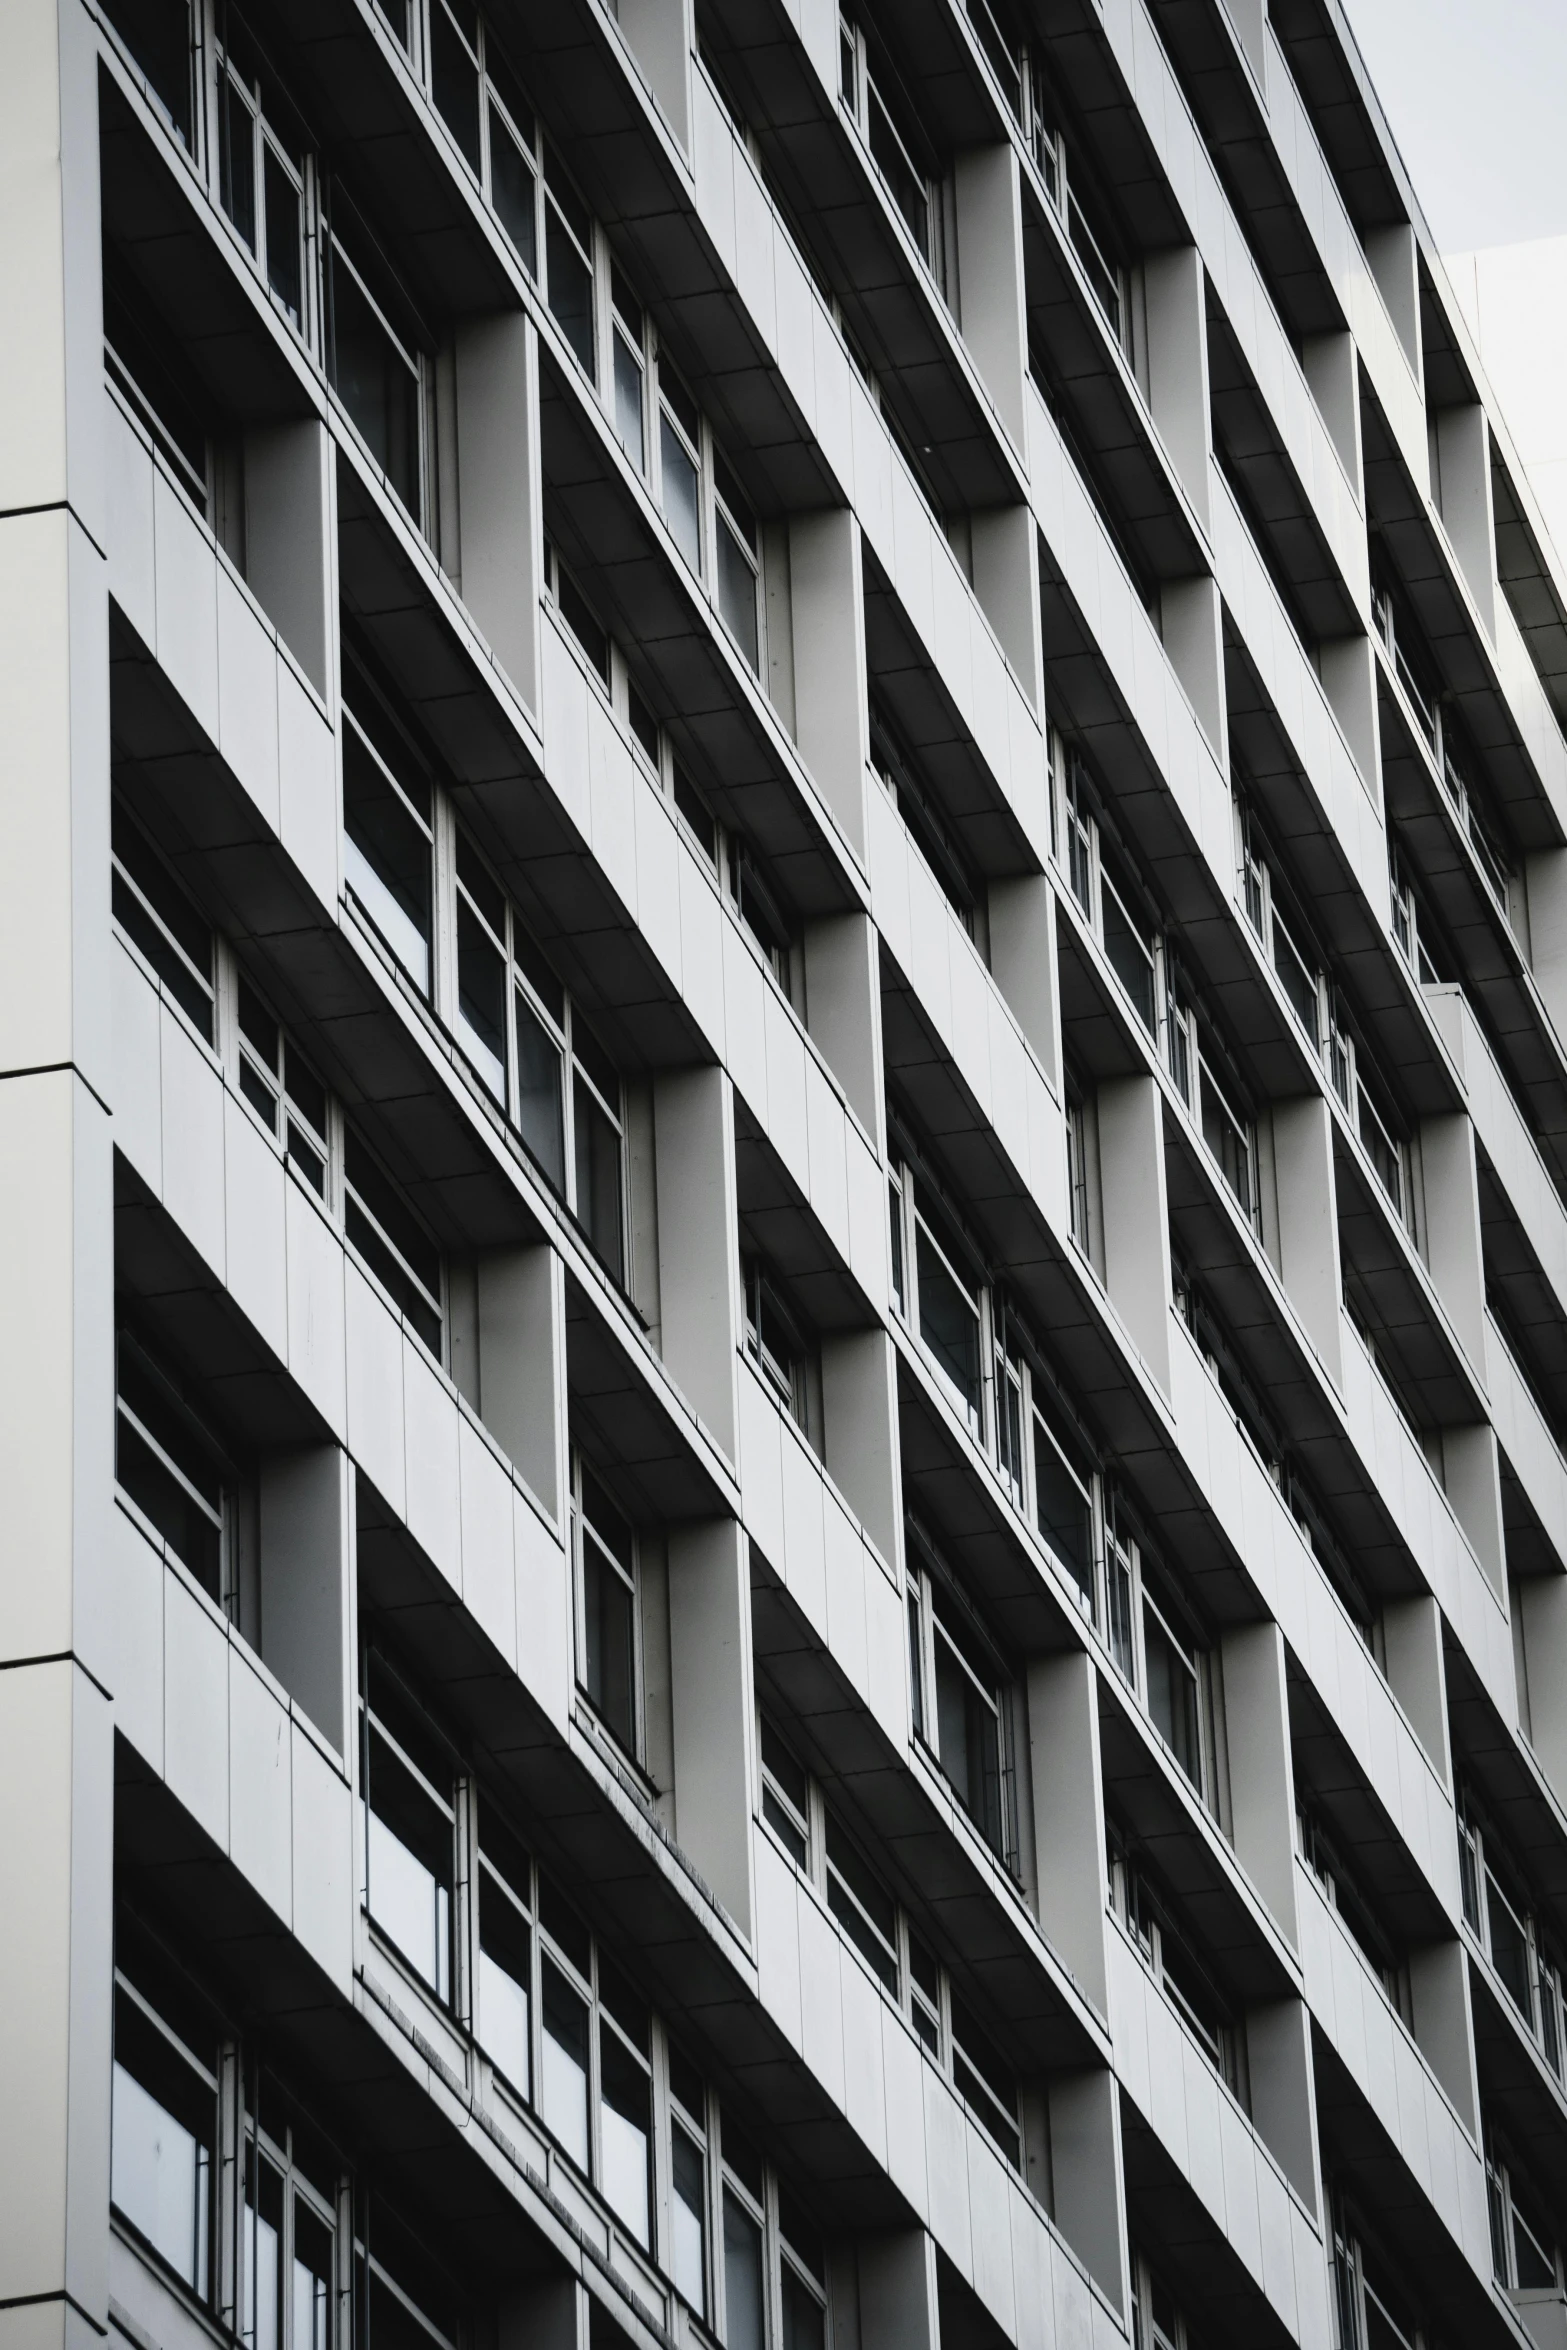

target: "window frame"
[571,1452,644,1766]
[905,1520,1018,1874]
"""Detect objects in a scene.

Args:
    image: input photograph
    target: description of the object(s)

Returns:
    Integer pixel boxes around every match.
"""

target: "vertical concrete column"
[1144,246,1213,533]
[802,909,884,1145]
[1027,1651,1111,2014]
[668,1518,755,1936]
[0,9,115,2348]
[1365,224,1423,381]
[244,419,337,701]
[1525,848,1567,1037]
[475,1244,567,1519]
[654,1066,742,1461]
[1221,1621,1300,1948]
[953,145,1028,455]
[260,1447,353,1756]
[617,0,693,151]
[1246,2000,1322,2216]
[857,2228,939,2350]
[455,313,543,713]
[1319,634,1384,804]
[821,1329,900,1569]
[1420,1111,1486,1375]
[1516,1575,1567,1809]
[1097,1076,1172,1394]
[1303,331,1365,504]
[1440,1422,1507,1597]
[1159,574,1227,767]
[1046,2068,1130,2315]
[988,875,1062,1086]
[1408,1938,1479,2133]
[1382,1593,1452,1787]
[971,504,1044,708]
[1272,1095,1345,1387]
[1431,405,1499,638]
[788,509,870,863]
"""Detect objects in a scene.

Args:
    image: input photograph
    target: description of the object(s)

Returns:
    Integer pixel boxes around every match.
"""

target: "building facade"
[6,1,1567,2348]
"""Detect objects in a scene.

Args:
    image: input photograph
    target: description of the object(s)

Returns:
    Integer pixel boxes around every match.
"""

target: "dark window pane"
[111,1985,215,2294]
[112,808,214,1036]
[1033,1416,1093,1597]
[540,1958,590,2168]
[670,2126,706,2313]
[489,107,537,274]
[343,725,432,991]
[221,82,256,249]
[581,1530,636,1750]
[722,2191,765,2350]
[263,150,302,322]
[781,2267,826,2350]
[365,1724,452,2002]
[330,251,422,520]
[515,994,566,1188]
[431,4,481,170]
[477,1878,530,2094]
[106,0,194,143]
[545,201,594,372]
[574,1086,624,1280]
[456,896,507,1099]
[915,1223,981,1420]
[660,413,701,572]
[556,564,609,681]
[716,514,759,670]
[598,2029,651,2245]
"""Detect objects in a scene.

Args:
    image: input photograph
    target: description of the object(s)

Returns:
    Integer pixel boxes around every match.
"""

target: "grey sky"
[1341,0,1567,254]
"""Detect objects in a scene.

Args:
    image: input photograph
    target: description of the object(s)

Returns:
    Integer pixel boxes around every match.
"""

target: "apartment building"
[7,0,1567,2347]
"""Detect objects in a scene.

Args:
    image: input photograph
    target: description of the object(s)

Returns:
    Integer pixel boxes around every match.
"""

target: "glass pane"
[1101,871,1154,1029]
[582,1532,636,1750]
[781,2268,826,2350]
[545,200,594,372]
[573,1083,624,1281]
[343,728,431,992]
[722,2190,765,2350]
[111,1993,213,2295]
[1143,1599,1202,1790]
[867,80,929,253]
[292,2200,334,2350]
[489,107,538,274]
[540,1959,590,2170]
[660,412,702,572]
[915,1222,981,1425]
[1487,1875,1533,2017]
[1106,1539,1134,1682]
[1034,1417,1093,1600]
[221,81,256,249]
[456,897,507,1100]
[431,4,481,171]
[933,1627,1004,1855]
[263,150,302,323]
[245,2153,282,2350]
[598,2031,651,2246]
[1272,912,1319,1043]
[110,0,195,143]
[365,1725,452,2001]
[514,993,566,1189]
[670,2126,706,2314]
[116,1412,223,1600]
[1199,1063,1252,1220]
[112,809,214,1035]
[613,329,646,472]
[1513,2201,1557,2291]
[477,1895,531,2095]
[330,253,421,519]
[716,514,759,670]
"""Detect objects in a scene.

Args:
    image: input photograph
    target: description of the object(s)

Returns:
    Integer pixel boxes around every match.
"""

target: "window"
[889,1161,984,1435]
[1030,87,1131,355]
[839,14,949,296]
[1237,803,1323,1048]
[658,358,704,574]
[610,265,647,471]
[218,30,308,331]
[104,0,195,146]
[1197,1049,1257,1228]
[1129,2251,1196,2350]
[238,983,329,1196]
[573,1458,640,1758]
[743,1258,812,1434]
[342,690,435,995]
[669,2053,710,2318]
[544,150,595,373]
[355,2199,463,2350]
[1064,1076,1092,1255]
[243,2096,340,2350]
[361,1658,458,2005]
[757,1712,1023,2171]
[1051,738,1164,1040]
[713,453,761,669]
[1297,1804,1410,2022]
[451,827,627,1281]
[1325,1000,1414,1236]
[1458,1795,1565,2078]
[327,234,423,525]
[1487,2141,1561,2297]
[344,1128,445,1357]
[1111,1835,1243,2097]
[112,802,215,1043]
[112,1936,219,2298]
[870,705,985,946]
[1329,2197,1423,2350]
[116,1331,234,1611]
[906,1522,1016,1868]
[544,539,611,687]
[716,2116,828,2350]
[1103,1505,1217,1807]
[728,839,796,999]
